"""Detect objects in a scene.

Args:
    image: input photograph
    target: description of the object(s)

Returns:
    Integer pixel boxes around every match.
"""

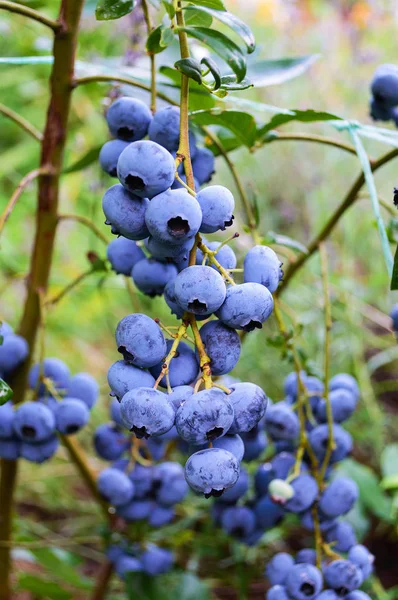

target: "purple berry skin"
[197,241,237,271]
[97,467,135,506]
[221,505,256,539]
[68,373,99,410]
[285,563,323,600]
[295,549,317,565]
[185,447,239,498]
[117,499,152,521]
[309,424,353,463]
[267,585,290,600]
[316,388,357,424]
[0,437,20,460]
[325,521,357,552]
[344,593,372,600]
[216,283,274,332]
[242,429,268,461]
[117,140,175,199]
[197,185,235,233]
[99,139,129,177]
[348,544,374,579]
[13,401,55,443]
[192,147,215,185]
[146,236,194,262]
[371,64,398,108]
[132,258,178,298]
[148,106,181,152]
[145,188,202,244]
[102,184,149,240]
[0,402,15,439]
[244,245,283,293]
[217,465,249,503]
[324,559,363,594]
[390,304,398,331]
[107,360,155,402]
[140,545,174,576]
[115,313,166,369]
[150,340,199,388]
[0,334,29,375]
[20,435,59,464]
[167,385,194,410]
[155,461,188,506]
[174,265,226,315]
[115,554,143,579]
[176,388,234,445]
[319,477,359,518]
[254,494,284,529]
[164,279,184,319]
[266,552,295,586]
[265,402,300,441]
[284,474,318,513]
[213,434,244,462]
[107,237,145,275]
[29,358,70,397]
[120,387,175,439]
[55,398,90,435]
[227,381,268,434]
[198,321,241,376]
[94,423,130,461]
[106,97,152,141]
[148,504,175,527]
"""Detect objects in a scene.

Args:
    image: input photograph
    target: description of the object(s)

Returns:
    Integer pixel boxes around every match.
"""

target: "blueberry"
[94,423,130,460]
[155,461,188,506]
[344,592,371,600]
[266,553,295,586]
[309,424,352,463]
[20,435,59,463]
[146,236,195,263]
[67,373,99,410]
[174,265,226,315]
[150,340,199,388]
[128,463,155,498]
[115,554,143,578]
[55,398,90,435]
[271,452,297,479]
[140,545,174,576]
[265,402,299,441]
[106,97,152,141]
[254,494,284,529]
[120,387,175,438]
[197,185,234,233]
[284,474,318,513]
[198,241,237,271]
[164,279,185,319]
[0,437,20,460]
[117,140,175,199]
[285,563,322,600]
[192,147,215,185]
[0,402,15,439]
[304,376,324,411]
[185,447,239,498]
[198,321,240,376]
[227,381,268,434]
[107,360,155,401]
[371,64,398,108]
[325,520,357,552]
[300,509,336,533]
[102,184,149,240]
[148,106,181,152]
[316,388,357,424]
[145,188,202,244]
[213,433,244,462]
[97,467,135,506]
[283,371,307,399]
[117,499,152,521]
[29,357,70,397]
[217,465,249,503]
[107,237,145,275]
[167,385,194,410]
[132,258,178,297]
[242,429,268,461]
[221,505,256,539]
[176,388,234,445]
[244,245,283,293]
[146,438,167,461]
[216,282,274,332]
[329,373,360,401]
[315,593,339,600]
[148,504,175,527]
[99,139,130,177]
[0,321,13,337]
[0,334,29,375]
[254,463,274,497]
[13,401,55,442]
[110,398,125,428]
[115,313,166,368]
[319,477,359,518]
[369,97,393,121]
[266,585,290,600]
[171,173,199,191]
[295,549,317,565]
[324,559,363,594]
[348,544,374,579]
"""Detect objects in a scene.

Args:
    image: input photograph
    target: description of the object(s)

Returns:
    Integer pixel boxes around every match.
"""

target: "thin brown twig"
[0,0,60,31]
[0,103,43,141]
[57,213,109,244]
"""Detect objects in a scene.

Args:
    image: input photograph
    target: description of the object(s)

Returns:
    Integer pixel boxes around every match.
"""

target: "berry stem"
[0,102,43,142]
[197,239,236,285]
[57,213,109,245]
[188,315,212,389]
[153,321,189,389]
[45,267,96,306]
[141,0,156,114]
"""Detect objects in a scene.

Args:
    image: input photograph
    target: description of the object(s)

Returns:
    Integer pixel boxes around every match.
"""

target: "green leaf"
[184,7,212,27]
[185,0,226,9]
[95,0,135,20]
[391,244,398,290]
[176,27,246,82]
[187,7,255,54]
[63,146,102,174]
[263,232,309,254]
[0,379,13,405]
[248,55,319,87]
[162,0,175,18]
[336,459,394,523]
[381,444,398,479]
[174,573,210,600]
[146,25,173,54]
[31,549,91,589]
[387,217,398,243]
[258,109,342,137]
[18,575,71,599]
[175,58,203,85]
[381,474,398,491]
[190,109,257,147]
[160,26,175,48]
[219,74,253,90]
[201,57,221,89]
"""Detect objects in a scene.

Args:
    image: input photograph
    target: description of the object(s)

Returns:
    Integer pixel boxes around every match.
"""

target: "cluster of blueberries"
[390,304,398,334]
[107,542,173,580]
[370,64,398,126]
[0,343,98,463]
[0,320,29,382]
[259,371,374,599]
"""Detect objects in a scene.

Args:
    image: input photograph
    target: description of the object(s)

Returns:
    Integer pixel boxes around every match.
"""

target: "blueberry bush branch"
[0,0,60,31]
[0,102,43,142]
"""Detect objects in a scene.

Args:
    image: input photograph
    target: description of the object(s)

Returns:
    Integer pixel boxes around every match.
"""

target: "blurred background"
[1,0,398,597]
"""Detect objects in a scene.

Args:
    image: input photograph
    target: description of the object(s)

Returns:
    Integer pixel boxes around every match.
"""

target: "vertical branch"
[141,0,156,113]
[0,1,85,597]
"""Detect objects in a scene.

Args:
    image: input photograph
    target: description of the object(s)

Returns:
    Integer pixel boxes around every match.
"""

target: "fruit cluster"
[370,64,398,126]
[0,347,97,463]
